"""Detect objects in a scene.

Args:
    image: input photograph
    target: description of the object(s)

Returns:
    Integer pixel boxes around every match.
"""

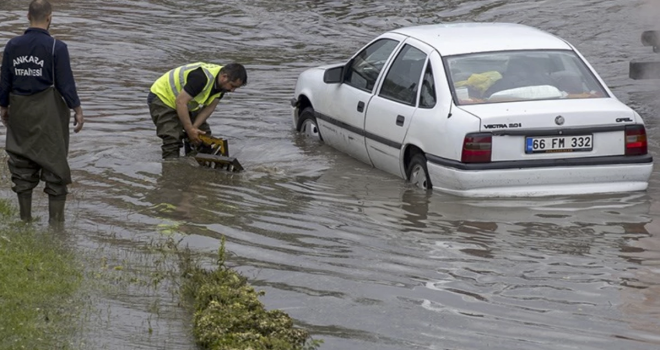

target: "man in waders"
[0,0,84,224]
[147,62,247,159]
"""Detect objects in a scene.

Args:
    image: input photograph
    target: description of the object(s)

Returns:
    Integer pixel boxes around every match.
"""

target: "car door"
[364,38,434,178]
[404,51,456,170]
[319,35,404,165]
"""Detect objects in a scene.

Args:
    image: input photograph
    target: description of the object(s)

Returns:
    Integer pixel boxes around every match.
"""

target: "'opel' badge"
[555,115,565,126]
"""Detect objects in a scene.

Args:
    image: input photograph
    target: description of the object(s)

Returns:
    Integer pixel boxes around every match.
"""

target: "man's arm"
[53,41,84,132]
[175,89,205,143]
[192,99,220,129]
[178,68,209,143]
[1,41,12,126]
[54,41,81,110]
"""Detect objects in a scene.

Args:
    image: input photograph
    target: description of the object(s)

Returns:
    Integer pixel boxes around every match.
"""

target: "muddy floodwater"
[1,0,660,349]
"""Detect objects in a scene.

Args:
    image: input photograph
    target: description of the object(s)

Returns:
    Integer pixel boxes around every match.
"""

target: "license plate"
[525,135,593,154]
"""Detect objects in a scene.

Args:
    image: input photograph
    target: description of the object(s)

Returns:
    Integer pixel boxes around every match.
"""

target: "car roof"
[390,23,573,56]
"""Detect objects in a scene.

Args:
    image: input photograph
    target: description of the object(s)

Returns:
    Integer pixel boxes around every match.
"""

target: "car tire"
[297,107,323,141]
[407,154,432,190]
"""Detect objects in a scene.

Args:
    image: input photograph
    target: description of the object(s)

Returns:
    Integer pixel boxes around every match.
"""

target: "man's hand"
[1,107,8,127]
[185,127,206,145]
[73,112,84,133]
[72,106,84,133]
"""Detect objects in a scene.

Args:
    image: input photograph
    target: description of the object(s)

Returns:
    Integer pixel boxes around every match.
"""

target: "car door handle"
[396,115,405,126]
[357,101,365,112]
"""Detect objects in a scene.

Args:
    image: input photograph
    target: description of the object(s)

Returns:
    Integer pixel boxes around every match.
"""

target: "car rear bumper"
[427,161,653,198]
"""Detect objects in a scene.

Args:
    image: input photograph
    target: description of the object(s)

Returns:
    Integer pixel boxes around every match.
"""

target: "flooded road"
[1,0,660,349]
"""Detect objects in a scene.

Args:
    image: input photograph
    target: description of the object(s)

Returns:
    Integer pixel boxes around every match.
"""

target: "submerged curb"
[179,237,323,350]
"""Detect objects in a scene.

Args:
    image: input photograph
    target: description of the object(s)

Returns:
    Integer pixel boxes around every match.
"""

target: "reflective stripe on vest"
[150,62,223,111]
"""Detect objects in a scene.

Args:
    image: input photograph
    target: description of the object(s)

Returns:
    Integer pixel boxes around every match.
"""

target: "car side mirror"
[323,65,344,84]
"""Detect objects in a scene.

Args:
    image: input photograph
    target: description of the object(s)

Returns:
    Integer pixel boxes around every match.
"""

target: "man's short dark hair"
[220,63,248,86]
[29,0,52,22]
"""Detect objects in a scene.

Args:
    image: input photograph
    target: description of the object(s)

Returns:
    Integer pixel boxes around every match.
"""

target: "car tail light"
[462,133,492,163]
[625,125,648,156]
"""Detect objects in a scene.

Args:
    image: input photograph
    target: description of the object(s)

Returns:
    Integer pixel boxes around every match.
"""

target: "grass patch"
[0,181,322,350]
[0,211,84,349]
[179,237,323,350]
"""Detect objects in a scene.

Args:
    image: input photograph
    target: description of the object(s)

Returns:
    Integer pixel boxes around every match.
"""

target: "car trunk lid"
[457,99,637,161]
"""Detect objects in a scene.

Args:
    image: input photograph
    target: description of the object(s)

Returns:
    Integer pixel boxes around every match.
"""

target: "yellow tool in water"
[193,134,244,172]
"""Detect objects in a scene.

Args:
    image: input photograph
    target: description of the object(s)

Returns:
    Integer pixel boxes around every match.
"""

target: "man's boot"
[48,195,66,225]
[17,192,32,222]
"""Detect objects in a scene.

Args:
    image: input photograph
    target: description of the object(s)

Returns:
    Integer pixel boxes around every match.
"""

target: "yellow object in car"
[455,71,503,94]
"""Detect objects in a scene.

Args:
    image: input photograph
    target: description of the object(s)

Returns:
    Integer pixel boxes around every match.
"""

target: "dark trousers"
[5,87,71,198]
[7,152,67,197]
[148,94,211,159]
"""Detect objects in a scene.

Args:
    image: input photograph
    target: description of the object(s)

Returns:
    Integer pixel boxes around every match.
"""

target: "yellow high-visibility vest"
[150,62,223,111]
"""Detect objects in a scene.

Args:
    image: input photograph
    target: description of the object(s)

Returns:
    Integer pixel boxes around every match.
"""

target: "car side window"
[344,39,399,92]
[419,63,436,109]
[379,44,427,106]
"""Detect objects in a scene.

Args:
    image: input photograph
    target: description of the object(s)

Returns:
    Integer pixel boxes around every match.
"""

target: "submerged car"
[290,23,653,197]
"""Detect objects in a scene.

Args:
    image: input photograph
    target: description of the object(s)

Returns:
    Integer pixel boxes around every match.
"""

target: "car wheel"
[407,154,432,190]
[298,107,322,141]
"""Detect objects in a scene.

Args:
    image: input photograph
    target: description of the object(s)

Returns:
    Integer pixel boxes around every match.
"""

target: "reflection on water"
[1,0,660,349]
[618,201,660,344]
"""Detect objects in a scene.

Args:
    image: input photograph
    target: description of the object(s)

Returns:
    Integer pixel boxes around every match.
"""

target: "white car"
[290,23,653,197]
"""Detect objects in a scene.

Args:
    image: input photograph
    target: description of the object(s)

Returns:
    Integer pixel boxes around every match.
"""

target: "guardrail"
[630,30,660,79]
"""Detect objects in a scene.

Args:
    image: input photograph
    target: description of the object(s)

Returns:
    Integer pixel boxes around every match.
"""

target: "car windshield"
[445,50,609,105]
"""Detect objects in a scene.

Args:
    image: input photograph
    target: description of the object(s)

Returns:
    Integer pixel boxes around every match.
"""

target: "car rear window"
[445,50,609,105]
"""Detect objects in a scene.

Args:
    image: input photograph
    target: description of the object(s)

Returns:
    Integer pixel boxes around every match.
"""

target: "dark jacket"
[0,27,80,108]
